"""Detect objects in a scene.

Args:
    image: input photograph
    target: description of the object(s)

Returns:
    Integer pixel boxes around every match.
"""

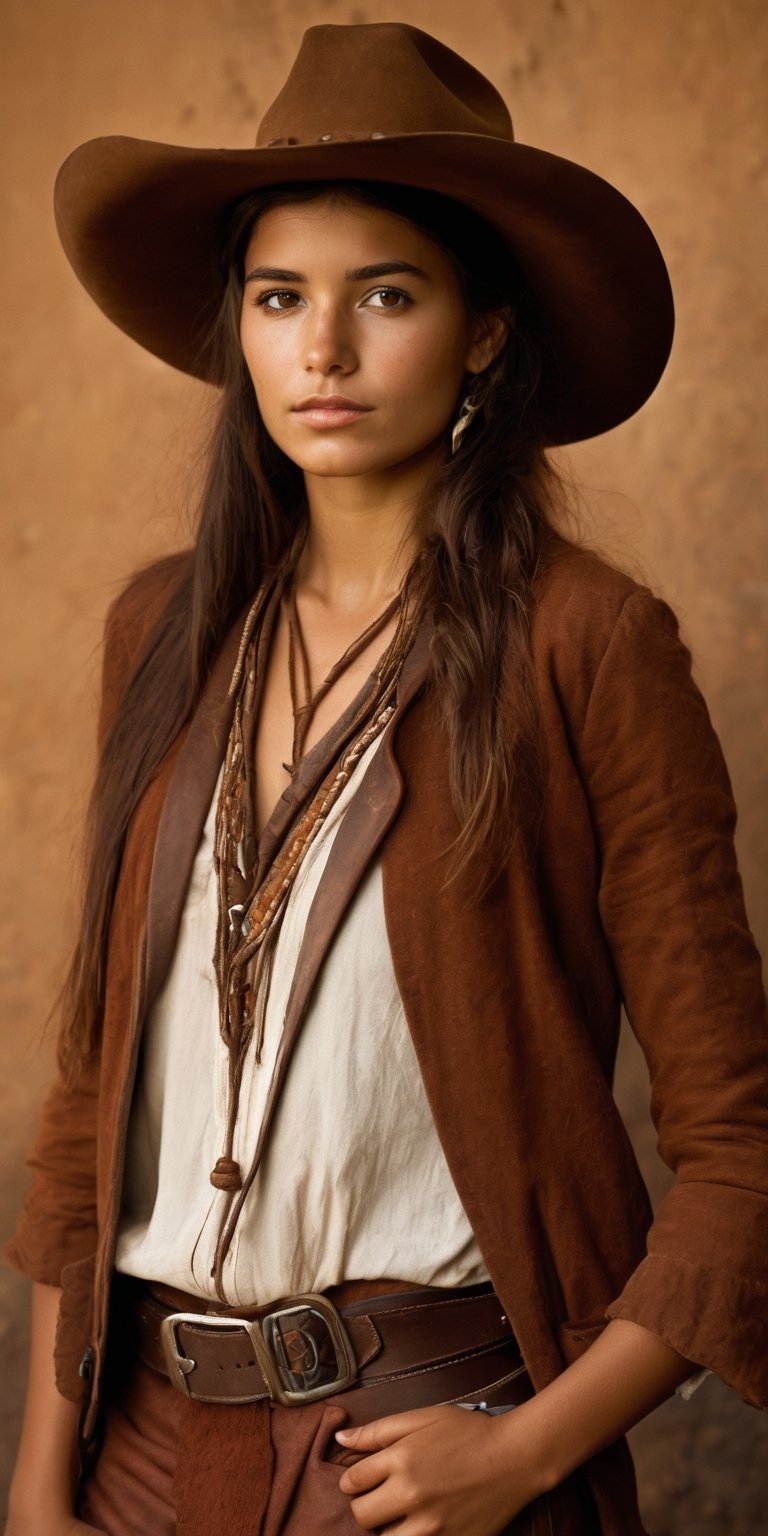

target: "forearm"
[334,1317,697,1533]
[7,1282,81,1525]
[516,1317,697,1496]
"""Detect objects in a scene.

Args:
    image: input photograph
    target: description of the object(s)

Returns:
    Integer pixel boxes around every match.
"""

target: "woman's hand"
[335,1403,542,1535]
[336,1319,700,1535]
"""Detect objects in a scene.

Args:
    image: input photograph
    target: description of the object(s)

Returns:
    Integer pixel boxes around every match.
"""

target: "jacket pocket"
[53,1250,96,1403]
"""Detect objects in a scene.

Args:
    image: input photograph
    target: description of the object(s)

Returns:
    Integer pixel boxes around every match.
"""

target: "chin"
[279,448,397,478]
[288,437,445,480]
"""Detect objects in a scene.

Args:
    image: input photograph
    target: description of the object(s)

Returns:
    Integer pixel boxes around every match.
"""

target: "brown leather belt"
[121,1278,532,1426]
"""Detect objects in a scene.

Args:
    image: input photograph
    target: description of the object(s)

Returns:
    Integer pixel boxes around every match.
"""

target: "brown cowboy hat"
[54,21,674,444]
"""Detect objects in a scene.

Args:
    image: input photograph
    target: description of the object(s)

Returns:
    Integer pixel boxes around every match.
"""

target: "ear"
[464,307,512,375]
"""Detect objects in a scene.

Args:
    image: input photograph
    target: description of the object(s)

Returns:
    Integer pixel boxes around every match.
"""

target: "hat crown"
[256,23,514,148]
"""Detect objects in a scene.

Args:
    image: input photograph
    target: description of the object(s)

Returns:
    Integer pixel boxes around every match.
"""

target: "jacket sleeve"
[4,553,189,1287]
[4,1060,101,1284]
[577,588,768,1407]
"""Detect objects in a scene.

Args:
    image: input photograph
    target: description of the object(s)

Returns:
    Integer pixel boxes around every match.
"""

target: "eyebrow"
[243,261,431,284]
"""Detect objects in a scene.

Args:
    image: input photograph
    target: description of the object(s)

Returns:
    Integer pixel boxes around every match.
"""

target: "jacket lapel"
[142,615,246,1015]
[280,611,433,1037]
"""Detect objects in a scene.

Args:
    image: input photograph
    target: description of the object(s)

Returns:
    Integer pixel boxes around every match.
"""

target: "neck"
[297,450,440,611]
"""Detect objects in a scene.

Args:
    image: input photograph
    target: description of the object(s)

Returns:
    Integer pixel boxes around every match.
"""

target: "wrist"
[489,1401,562,1506]
[492,1319,700,1498]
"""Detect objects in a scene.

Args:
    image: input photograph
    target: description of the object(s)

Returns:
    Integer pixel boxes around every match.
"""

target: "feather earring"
[451,393,482,454]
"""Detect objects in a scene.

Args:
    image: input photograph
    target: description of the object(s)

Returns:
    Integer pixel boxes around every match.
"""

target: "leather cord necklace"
[209,562,425,1231]
[282,581,403,776]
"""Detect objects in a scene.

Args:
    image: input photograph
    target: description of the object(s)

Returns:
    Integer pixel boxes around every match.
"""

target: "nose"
[303,301,357,376]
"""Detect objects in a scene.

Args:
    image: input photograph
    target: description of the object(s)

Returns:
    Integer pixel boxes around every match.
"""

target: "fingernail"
[335,1429,353,1442]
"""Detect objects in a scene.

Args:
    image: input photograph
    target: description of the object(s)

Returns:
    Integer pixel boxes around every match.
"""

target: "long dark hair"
[59,179,560,1075]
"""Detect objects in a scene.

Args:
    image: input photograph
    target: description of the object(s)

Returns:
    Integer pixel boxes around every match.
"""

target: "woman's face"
[239,196,503,482]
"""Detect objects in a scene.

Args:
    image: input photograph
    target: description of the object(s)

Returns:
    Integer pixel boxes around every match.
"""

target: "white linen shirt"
[115,729,490,1306]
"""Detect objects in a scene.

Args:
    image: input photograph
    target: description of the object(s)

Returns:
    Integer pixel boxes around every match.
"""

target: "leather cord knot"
[210,1156,243,1191]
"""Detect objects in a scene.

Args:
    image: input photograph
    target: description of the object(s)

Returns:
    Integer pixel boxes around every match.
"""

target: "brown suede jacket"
[7,539,768,1536]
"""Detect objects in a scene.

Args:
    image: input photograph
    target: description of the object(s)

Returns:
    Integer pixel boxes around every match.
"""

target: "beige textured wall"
[1,0,766,1528]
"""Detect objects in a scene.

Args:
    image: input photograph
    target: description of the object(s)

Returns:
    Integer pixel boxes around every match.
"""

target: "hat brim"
[54,132,674,444]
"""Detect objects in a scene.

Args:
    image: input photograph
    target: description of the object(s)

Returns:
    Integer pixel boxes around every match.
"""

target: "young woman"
[6,21,768,1536]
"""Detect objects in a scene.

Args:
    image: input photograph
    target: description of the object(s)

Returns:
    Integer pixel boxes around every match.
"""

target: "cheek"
[239,301,293,367]
[404,310,466,378]
[239,333,290,428]
[239,319,273,389]
[393,323,466,418]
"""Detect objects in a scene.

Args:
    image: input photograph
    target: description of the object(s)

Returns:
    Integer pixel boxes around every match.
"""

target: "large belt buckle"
[160,1293,357,1406]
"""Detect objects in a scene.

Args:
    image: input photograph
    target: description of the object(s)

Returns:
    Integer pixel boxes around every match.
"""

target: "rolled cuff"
[4,1207,97,1288]
[4,1058,99,1287]
[606,1250,767,1408]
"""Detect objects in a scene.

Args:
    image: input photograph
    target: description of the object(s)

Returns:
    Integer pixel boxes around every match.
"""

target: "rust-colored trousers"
[77,1356,573,1535]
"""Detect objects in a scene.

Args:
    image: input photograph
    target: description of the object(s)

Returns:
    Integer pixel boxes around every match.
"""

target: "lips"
[291,394,374,429]
[293,395,372,412]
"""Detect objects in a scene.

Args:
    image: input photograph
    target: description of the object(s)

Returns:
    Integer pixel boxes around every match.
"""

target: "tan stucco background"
[1,0,767,1527]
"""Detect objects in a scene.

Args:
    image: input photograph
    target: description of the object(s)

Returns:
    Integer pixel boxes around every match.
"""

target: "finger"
[347,1481,410,1532]
[338,1447,390,1496]
[336,1405,443,1452]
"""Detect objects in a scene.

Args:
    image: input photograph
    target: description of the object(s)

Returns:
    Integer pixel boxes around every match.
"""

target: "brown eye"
[258,289,301,311]
[365,287,411,311]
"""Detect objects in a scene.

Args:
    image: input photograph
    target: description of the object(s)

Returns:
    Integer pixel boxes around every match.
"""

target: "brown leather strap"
[117,1278,531,1424]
